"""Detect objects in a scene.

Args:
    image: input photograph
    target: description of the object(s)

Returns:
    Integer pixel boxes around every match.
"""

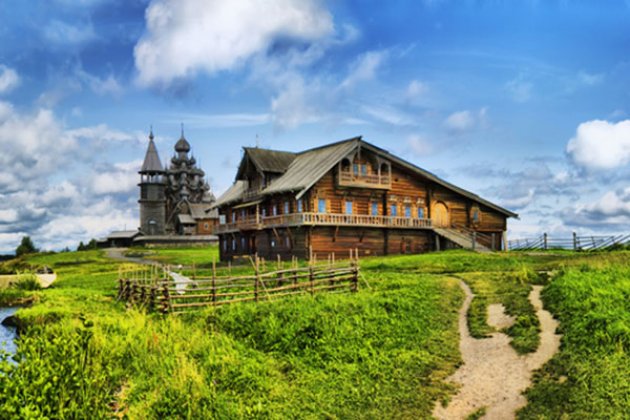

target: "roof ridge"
[296,135,362,155]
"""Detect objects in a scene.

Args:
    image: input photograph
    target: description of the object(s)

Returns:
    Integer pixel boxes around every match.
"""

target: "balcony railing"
[214,212,431,234]
[338,171,391,189]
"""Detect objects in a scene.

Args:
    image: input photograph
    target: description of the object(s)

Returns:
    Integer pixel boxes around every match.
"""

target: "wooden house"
[213,137,517,261]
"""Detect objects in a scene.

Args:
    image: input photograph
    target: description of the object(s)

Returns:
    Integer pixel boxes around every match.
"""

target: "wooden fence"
[117,254,359,315]
[508,232,630,251]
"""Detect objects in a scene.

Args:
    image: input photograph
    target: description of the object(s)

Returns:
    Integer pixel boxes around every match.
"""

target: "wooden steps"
[433,227,491,253]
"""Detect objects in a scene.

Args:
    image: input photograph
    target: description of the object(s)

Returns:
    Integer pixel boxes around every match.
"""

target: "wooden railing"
[215,212,432,233]
[338,171,391,188]
[117,258,359,314]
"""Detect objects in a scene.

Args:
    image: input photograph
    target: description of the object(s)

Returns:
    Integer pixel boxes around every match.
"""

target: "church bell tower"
[138,129,166,235]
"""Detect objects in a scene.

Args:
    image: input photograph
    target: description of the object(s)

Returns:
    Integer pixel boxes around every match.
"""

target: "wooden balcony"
[337,171,391,189]
[214,212,432,234]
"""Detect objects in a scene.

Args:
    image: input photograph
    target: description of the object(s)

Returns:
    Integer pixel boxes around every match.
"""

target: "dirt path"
[105,248,158,265]
[433,281,561,420]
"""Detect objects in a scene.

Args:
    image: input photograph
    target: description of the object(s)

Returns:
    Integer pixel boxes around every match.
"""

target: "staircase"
[433,227,492,253]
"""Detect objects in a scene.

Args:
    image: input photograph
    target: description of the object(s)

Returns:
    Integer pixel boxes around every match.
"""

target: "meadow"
[0,247,628,418]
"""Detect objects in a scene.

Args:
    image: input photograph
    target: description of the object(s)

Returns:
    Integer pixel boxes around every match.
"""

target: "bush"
[12,273,42,291]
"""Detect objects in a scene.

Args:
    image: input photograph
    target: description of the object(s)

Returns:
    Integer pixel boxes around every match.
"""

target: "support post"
[543,233,548,250]
[212,257,216,304]
[573,232,577,251]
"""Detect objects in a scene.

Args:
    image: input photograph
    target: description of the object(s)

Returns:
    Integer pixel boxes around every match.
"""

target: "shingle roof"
[189,203,216,219]
[141,138,163,173]
[107,230,141,239]
[242,148,296,174]
[214,137,517,218]
[177,214,196,224]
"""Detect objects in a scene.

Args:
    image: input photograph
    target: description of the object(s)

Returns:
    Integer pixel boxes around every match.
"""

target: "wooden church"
[213,137,517,261]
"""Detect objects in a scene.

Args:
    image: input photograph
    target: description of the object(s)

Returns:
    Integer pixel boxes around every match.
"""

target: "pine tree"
[15,236,38,256]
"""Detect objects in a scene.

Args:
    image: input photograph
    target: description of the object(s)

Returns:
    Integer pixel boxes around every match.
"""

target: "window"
[262,207,267,217]
[231,212,236,223]
[472,208,480,223]
[241,209,246,220]
[284,201,290,214]
[297,198,303,212]
[361,164,367,176]
[318,198,326,213]
[241,237,246,251]
[417,207,425,219]
[271,238,276,248]
[353,163,359,175]
[219,214,226,225]
[222,239,227,251]
[231,238,236,251]
[405,205,411,218]
[345,200,353,214]
[272,204,277,216]
[390,204,398,216]
[203,222,209,229]
[371,202,378,216]
[285,235,291,248]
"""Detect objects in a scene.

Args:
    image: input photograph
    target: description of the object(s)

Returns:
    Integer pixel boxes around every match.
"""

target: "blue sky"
[1,0,630,252]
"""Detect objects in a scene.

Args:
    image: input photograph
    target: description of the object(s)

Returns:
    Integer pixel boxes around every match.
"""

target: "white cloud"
[564,187,630,228]
[407,134,433,156]
[361,104,415,126]
[566,119,630,171]
[271,79,322,130]
[0,100,141,253]
[444,110,474,132]
[0,65,20,94]
[505,75,533,103]
[577,71,604,86]
[406,79,428,100]
[44,19,97,46]
[91,160,142,195]
[340,50,387,89]
[134,0,334,86]
[170,112,271,128]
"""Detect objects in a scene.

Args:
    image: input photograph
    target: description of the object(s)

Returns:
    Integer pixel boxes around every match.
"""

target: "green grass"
[1,248,629,418]
[518,261,630,419]
[124,246,219,267]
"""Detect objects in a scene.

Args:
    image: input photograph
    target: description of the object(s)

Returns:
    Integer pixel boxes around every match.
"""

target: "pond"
[0,307,18,356]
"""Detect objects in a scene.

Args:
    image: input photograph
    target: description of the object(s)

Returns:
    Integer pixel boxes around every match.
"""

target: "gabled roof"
[236,148,296,179]
[189,203,216,219]
[107,230,141,239]
[215,137,517,218]
[140,138,163,173]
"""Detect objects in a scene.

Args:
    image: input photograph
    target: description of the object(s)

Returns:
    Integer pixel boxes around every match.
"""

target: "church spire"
[140,129,163,173]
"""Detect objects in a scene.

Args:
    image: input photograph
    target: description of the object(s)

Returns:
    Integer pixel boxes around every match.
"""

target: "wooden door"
[433,202,449,228]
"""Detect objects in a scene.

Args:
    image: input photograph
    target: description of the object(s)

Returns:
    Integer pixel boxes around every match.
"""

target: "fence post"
[351,254,359,292]
[149,285,157,312]
[162,281,171,314]
[254,255,260,303]
[212,257,216,305]
[309,265,314,296]
[543,233,548,250]
[573,232,577,251]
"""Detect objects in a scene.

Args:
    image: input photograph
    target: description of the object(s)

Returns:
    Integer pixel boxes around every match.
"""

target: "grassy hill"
[0,248,628,418]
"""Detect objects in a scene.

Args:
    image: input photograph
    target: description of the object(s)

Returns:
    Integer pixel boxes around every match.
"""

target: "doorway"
[433,202,449,228]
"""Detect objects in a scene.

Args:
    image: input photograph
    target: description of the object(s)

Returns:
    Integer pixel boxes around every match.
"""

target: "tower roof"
[141,134,163,173]
[175,135,191,153]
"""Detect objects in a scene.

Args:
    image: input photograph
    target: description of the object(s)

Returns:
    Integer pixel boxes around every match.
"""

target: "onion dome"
[175,135,190,153]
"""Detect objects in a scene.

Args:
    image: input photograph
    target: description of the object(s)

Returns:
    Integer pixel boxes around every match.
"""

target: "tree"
[77,241,86,251]
[16,236,38,257]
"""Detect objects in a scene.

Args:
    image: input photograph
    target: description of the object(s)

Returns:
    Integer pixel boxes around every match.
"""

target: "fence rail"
[508,232,630,251]
[117,255,359,314]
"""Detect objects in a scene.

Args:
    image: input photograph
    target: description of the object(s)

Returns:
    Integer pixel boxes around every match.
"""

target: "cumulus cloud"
[566,119,630,171]
[0,100,141,253]
[134,0,334,86]
[0,65,20,94]
[562,187,630,228]
[443,108,487,133]
[91,160,142,195]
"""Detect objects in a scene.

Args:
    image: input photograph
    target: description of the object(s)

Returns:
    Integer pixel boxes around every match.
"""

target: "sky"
[1,0,630,253]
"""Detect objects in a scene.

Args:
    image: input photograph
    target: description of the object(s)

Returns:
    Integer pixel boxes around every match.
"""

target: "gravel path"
[433,280,561,420]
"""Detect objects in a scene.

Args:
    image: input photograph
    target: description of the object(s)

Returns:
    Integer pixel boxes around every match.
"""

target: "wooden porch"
[214,212,432,234]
